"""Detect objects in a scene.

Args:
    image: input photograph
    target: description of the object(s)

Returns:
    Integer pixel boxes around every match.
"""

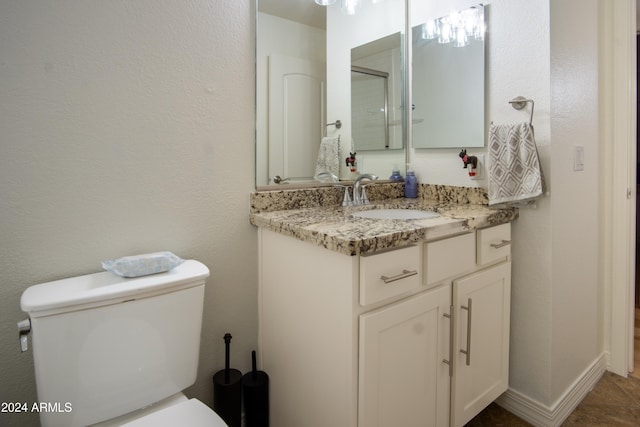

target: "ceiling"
[259,0,326,29]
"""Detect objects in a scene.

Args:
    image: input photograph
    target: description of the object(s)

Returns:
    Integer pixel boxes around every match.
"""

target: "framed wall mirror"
[256,0,406,188]
[411,4,485,149]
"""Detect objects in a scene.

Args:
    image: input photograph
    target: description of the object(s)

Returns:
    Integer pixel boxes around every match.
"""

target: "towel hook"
[509,96,534,126]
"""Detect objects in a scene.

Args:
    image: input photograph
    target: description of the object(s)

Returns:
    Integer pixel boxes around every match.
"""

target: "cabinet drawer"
[477,223,511,266]
[424,233,475,287]
[360,245,421,306]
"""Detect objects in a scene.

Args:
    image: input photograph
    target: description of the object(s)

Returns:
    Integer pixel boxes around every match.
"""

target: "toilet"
[20,259,227,427]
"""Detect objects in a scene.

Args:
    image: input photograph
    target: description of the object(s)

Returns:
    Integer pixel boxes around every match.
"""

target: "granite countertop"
[250,195,518,256]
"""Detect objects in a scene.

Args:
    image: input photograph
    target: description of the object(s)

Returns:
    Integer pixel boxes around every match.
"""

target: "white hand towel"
[488,122,543,205]
[314,136,341,178]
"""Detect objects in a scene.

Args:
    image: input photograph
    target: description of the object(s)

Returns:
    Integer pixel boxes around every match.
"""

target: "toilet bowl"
[122,398,226,426]
[90,393,226,427]
[20,260,228,427]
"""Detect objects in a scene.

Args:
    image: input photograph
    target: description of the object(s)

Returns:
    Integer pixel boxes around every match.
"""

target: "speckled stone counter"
[250,184,518,256]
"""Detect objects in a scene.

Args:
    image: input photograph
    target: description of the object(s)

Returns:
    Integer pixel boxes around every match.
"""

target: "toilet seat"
[120,398,227,427]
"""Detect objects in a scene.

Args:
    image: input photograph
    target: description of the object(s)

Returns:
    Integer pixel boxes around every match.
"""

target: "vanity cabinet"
[359,282,451,426]
[452,262,511,427]
[258,222,511,427]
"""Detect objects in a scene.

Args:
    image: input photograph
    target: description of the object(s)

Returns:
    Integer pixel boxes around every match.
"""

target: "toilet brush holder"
[242,350,269,427]
[213,333,242,427]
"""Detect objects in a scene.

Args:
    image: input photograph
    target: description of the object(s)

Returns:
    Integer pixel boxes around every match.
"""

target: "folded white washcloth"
[102,251,184,278]
[314,136,340,178]
[488,122,544,205]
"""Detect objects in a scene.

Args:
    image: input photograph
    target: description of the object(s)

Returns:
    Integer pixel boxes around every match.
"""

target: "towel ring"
[326,120,342,129]
[509,96,534,126]
[324,120,342,136]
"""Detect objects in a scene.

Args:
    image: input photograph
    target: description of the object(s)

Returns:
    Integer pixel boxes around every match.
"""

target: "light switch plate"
[574,145,585,171]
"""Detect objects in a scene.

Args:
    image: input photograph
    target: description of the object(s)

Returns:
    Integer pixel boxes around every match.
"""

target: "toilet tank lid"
[21,260,209,317]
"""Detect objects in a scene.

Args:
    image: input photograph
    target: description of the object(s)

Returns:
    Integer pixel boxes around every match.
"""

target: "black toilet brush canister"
[242,350,270,427]
[213,333,242,427]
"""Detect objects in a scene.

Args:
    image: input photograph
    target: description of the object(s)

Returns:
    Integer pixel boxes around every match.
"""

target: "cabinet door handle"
[490,239,511,249]
[460,298,473,366]
[380,269,418,284]
[442,306,454,377]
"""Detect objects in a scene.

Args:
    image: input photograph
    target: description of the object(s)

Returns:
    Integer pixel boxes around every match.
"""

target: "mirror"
[256,0,406,188]
[351,32,403,151]
[411,4,485,148]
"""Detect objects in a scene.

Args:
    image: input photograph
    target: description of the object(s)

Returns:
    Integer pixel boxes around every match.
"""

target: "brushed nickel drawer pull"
[380,269,418,284]
[490,239,511,249]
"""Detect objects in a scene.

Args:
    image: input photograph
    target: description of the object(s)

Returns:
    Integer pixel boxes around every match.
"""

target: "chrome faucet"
[314,171,339,183]
[353,173,378,205]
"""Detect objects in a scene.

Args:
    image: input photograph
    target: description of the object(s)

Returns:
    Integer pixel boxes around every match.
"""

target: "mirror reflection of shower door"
[268,54,325,183]
[351,66,389,150]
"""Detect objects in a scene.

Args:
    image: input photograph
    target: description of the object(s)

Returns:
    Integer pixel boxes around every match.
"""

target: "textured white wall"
[485,0,555,406]
[0,1,256,426]
[549,0,601,403]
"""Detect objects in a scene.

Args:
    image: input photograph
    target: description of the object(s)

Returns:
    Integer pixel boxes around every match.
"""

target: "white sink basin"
[351,209,439,220]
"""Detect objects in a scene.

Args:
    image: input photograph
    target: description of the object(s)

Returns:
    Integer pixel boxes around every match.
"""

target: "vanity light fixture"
[315,0,337,5]
[438,21,453,44]
[422,4,485,47]
[455,27,468,47]
[422,19,438,39]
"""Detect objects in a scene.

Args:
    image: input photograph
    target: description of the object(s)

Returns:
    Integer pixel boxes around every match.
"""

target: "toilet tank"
[20,260,210,427]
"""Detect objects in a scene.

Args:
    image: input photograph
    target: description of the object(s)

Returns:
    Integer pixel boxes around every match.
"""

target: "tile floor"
[465,309,640,426]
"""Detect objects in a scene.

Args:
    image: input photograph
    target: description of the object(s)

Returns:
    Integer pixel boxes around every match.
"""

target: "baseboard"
[495,353,607,427]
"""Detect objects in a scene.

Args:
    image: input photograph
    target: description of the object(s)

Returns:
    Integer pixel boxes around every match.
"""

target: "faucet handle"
[340,186,353,206]
[361,185,371,205]
[330,183,352,206]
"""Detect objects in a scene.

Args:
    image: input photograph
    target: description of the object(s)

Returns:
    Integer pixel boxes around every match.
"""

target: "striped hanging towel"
[488,122,544,205]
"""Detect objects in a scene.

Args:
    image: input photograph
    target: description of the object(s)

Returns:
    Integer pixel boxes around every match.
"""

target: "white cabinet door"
[359,285,451,427]
[451,262,511,427]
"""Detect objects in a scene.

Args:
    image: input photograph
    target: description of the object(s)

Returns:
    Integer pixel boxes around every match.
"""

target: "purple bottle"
[404,170,417,198]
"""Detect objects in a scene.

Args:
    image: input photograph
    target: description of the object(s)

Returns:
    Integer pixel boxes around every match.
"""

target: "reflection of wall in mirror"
[351,70,388,150]
[412,32,484,148]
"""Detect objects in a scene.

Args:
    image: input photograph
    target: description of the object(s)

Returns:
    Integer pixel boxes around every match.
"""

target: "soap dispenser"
[389,168,404,182]
[404,170,418,198]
